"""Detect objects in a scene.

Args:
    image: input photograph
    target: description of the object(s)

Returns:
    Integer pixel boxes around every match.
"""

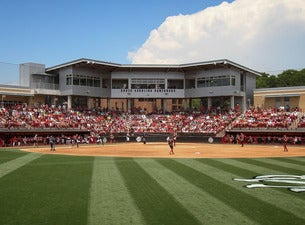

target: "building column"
[230,96,235,111]
[68,95,72,109]
[184,99,188,111]
[98,97,101,108]
[242,94,247,112]
[107,98,110,110]
[208,97,212,111]
[87,97,91,109]
[163,99,167,112]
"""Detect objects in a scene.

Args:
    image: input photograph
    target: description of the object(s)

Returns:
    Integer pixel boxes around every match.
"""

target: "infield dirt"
[22,142,305,158]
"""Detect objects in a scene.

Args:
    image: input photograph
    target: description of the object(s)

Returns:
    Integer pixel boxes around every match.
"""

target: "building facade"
[254,86,305,111]
[1,58,260,112]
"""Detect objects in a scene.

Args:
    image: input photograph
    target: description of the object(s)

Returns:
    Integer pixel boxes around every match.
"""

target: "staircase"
[215,115,242,137]
[288,112,303,129]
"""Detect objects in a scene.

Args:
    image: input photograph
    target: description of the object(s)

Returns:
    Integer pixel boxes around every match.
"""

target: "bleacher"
[1,104,305,147]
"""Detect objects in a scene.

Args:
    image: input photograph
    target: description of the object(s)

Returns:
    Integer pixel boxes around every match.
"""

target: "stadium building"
[1,58,260,112]
[254,86,305,111]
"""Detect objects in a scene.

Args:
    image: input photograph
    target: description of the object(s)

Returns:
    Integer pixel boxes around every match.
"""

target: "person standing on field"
[240,133,246,147]
[168,136,175,155]
[49,136,55,151]
[282,135,289,152]
[33,134,38,148]
[109,133,114,143]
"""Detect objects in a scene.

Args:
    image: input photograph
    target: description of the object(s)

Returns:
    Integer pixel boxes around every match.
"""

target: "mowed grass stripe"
[235,158,305,175]
[272,157,305,167]
[135,158,258,225]
[115,158,201,225]
[0,154,93,225]
[0,149,29,164]
[157,158,305,225]
[88,157,144,225]
[0,152,42,178]
[287,157,305,163]
[198,158,305,218]
[256,158,305,173]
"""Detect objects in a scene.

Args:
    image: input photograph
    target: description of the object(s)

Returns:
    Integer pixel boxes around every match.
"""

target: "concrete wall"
[19,63,45,87]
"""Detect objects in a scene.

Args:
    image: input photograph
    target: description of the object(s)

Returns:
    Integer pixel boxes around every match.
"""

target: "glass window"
[87,77,93,87]
[231,75,235,86]
[112,79,128,89]
[102,79,109,88]
[186,79,195,88]
[66,74,72,85]
[168,79,183,89]
[73,75,80,85]
[66,74,100,87]
[80,76,86,86]
[94,78,100,87]
[197,75,235,88]
[131,79,165,89]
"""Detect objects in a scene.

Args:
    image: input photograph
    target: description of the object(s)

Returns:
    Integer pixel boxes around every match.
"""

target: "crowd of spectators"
[1,104,305,147]
[231,106,300,129]
[0,104,238,134]
[297,114,305,128]
[0,104,240,147]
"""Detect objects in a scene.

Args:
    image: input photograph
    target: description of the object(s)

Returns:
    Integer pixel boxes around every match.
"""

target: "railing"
[32,82,59,90]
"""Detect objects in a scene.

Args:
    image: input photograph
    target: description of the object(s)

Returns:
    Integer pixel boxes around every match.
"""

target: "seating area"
[231,107,300,129]
[0,104,238,134]
[1,104,305,147]
[297,113,305,128]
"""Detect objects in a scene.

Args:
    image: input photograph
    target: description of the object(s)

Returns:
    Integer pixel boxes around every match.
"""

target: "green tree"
[256,73,269,88]
[256,68,305,88]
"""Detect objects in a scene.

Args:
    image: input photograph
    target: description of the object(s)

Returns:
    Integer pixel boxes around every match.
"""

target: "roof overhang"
[46,58,121,72]
[45,58,261,76]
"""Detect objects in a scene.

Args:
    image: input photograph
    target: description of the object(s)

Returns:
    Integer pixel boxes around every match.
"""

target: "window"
[131,79,165,89]
[112,79,128,89]
[102,78,109,88]
[186,79,195,88]
[197,75,235,88]
[80,75,87,86]
[138,98,153,102]
[168,79,183,89]
[93,77,100,87]
[66,74,100,87]
[73,75,80,85]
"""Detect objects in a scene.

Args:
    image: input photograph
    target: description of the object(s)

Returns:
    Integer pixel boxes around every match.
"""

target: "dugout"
[0,128,90,147]
[224,129,305,145]
[107,132,222,144]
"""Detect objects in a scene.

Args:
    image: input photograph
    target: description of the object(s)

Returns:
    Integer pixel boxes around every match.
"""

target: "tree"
[256,73,269,88]
[256,68,305,88]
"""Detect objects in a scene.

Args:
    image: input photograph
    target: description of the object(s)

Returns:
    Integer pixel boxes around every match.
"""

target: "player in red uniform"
[240,133,246,147]
[168,136,175,155]
[282,135,289,152]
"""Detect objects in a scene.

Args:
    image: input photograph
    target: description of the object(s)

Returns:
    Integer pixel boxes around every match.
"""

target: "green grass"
[0,149,28,164]
[0,150,305,225]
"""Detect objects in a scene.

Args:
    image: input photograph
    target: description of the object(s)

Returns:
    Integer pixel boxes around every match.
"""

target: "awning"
[264,94,300,98]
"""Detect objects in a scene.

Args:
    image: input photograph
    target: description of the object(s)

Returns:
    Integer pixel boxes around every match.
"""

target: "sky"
[1,0,305,85]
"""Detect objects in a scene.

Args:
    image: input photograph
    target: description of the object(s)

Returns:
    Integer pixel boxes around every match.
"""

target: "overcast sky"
[1,0,304,84]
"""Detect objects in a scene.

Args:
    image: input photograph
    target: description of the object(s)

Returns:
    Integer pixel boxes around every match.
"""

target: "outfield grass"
[0,149,305,225]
